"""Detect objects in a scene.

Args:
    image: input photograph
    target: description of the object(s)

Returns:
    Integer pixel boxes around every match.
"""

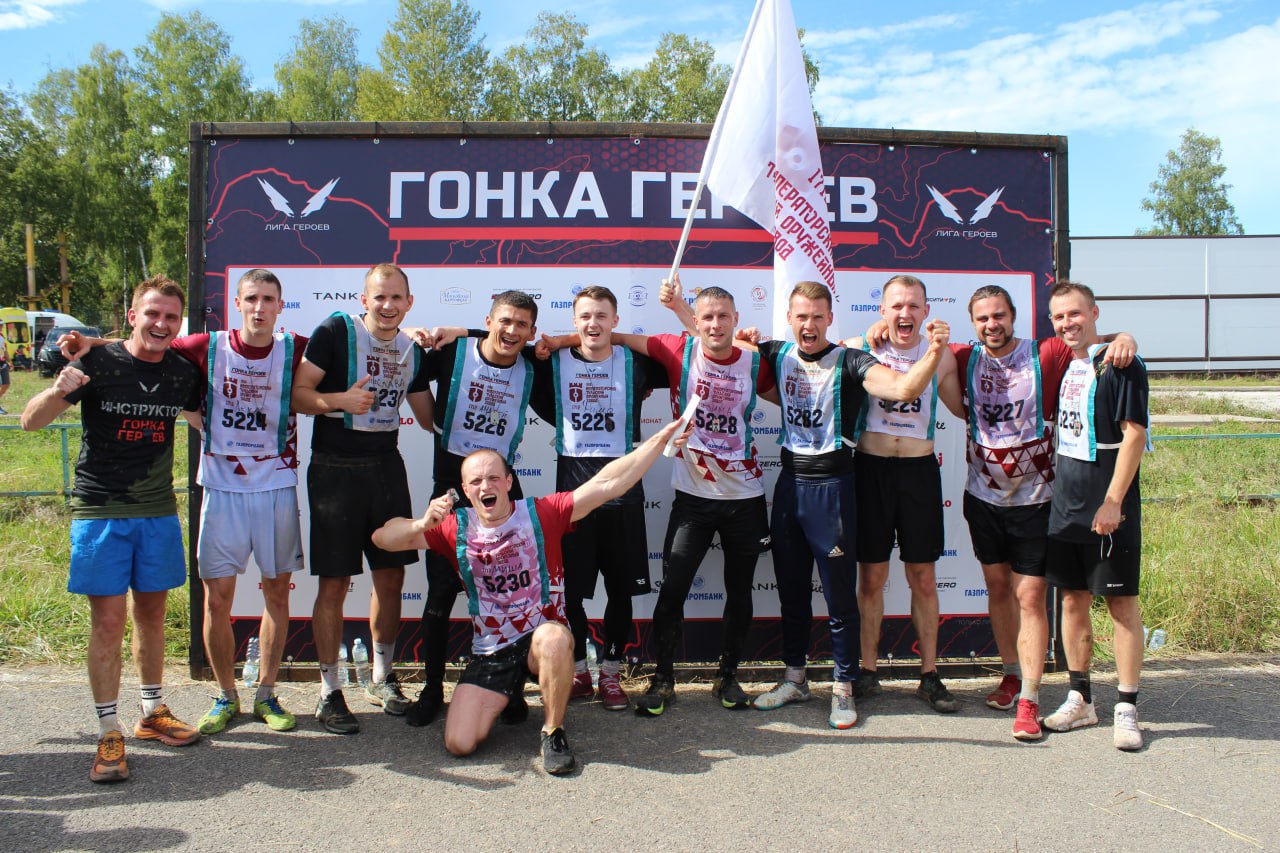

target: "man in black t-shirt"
[22,276,203,783]
[1040,282,1150,752]
[292,264,433,734]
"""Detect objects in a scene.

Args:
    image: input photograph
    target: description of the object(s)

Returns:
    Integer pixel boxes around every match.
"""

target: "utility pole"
[58,232,71,313]
[24,224,41,312]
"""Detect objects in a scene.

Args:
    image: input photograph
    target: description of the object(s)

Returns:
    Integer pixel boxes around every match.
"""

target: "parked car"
[37,325,100,377]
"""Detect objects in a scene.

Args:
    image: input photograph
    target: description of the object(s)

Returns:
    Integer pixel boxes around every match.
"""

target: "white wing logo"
[927,186,1005,224]
[257,177,340,218]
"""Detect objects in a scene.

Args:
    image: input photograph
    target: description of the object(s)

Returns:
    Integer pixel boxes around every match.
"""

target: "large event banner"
[194,126,1060,668]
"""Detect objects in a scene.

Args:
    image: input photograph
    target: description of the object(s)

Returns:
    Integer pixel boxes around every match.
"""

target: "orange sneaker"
[134,704,201,746]
[90,731,129,783]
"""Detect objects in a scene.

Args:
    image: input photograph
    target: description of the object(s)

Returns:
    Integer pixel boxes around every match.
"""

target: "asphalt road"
[2,656,1277,851]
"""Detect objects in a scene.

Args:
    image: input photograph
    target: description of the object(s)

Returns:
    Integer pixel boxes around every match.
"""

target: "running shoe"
[752,680,811,710]
[90,730,129,783]
[1012,698,1043,741]
[1042,690,1098,732]
[1113,702,1144,751]
[853,670,882,700]
[829,692,858,730]
[634,674,675,717]
[570,670,594,700]
[134,705,201,746]
[406,685,443,727]
[365,673,410,715]
[598,671,629,711]
[253,695,297,732]
[315,691,360,735]
[712,672,751,710]
[540,727,577,775]
[987,673,1022,710]
[501,691,529,725]
[916,672,959,713]
[197,696,240,734]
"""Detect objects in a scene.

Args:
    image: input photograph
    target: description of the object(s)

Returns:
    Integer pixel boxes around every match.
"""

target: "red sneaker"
[598,671,629,711]
[570,670,594,700]
[986,674,1022,710]
[1013,698,1043,741]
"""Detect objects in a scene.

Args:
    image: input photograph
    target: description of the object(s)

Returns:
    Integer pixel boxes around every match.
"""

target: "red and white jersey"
[425,493,575,656]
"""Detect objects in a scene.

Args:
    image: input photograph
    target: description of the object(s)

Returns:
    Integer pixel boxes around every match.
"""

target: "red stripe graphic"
[387,226,876,245]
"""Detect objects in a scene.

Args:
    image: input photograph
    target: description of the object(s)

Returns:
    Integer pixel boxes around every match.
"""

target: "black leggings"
[650,492,769,677]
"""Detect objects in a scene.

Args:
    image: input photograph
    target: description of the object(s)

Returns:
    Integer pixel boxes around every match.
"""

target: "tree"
[357,0,489,121]
[0,88,67,310]
[133,12,257,281]
[487,12,620,121]
[619,33,729,123]
[1139,128,1243,236]
[274,16,363,122]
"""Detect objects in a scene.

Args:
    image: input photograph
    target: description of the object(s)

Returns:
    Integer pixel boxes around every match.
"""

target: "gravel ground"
[2,656,1277,851]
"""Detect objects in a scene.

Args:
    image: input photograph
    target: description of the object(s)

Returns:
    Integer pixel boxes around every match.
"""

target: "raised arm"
[659,273,697,334]
[861,320,950,403]
[1098,332,1137,368]
[290,358,374,416]
[373,492,457,553]
[570,419,684,521]
[21,366,85,431]
[935,347,964,418]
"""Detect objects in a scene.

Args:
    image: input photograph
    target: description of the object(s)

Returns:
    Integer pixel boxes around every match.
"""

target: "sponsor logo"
[629,285,648,307]
[964,588,988,597]
[691,575,705,590]
[494,289,541,300]
[402,592,422,601]
[526,416,542,426]
[754,426,782,436]
[751,409,766,424]
[631,325,644,334]
[751,286,767,304]
[550,300,573,309]
[258,176,339,219]
[686,592,724,601]
[571,285,584,296]
[514,467,541,477]
[441,287,470,306]
[647,551,663,561]
[870,287,882,301]
[312,292,361,301]
[848,304,880,312]
[282,301,301,309]
[644,500,663,510]
[941,549,957,557]
[512,451,523,465]
[757,455,782,469]
[927,185,1004,225]
[641,416,663,425]
[936,581,957,589]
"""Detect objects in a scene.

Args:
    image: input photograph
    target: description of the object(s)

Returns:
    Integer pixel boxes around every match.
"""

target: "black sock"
[860,667,878,678]
[1069,670,1092,703]
[1118,689,1139,705]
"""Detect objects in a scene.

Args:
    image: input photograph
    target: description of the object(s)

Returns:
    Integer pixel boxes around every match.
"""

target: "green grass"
[1149,372,1279,387]
[1148,393,1278,419]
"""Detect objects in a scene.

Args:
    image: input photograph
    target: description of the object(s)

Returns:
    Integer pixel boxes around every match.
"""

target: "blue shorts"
[69,516,187,596]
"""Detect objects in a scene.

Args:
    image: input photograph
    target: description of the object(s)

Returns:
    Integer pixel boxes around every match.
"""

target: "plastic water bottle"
[352,638,371,688]
[1148,628,1167,651]
[338,642,350,688]
[242,637,260,687]
[1143,626,1151,647]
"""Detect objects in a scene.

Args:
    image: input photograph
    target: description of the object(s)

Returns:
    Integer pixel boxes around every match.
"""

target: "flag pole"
[668,0,769,281]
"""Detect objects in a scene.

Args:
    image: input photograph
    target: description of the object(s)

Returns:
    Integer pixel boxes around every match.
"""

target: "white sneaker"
[752,680,810,710]
[1114,702,1143,751]
[829,691,858,729]
[1043,690,1099,732]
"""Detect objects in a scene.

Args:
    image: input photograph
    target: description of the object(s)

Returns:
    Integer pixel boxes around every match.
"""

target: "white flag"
[702,0,836,337]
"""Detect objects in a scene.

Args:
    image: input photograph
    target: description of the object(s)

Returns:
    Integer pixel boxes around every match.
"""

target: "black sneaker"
[712,672,750,710]
[315,691,360,734]
[405,685,443,727]
[634,674,675,717]
[916,671,959,713]
[540,727,576,776]
[854,670,882,700]
[501,691,528,725]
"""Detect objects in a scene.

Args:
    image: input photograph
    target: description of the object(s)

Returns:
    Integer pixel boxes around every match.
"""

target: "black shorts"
[667,491,772,558]
[963,492,1049,577]
[458,632,534,699]
[563,502,650,599]
[854,453,944,564]
[1046,538,1141,596]
[307,452,418,577]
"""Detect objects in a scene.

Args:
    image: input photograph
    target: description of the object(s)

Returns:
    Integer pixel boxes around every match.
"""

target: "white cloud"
[0,0,81,31]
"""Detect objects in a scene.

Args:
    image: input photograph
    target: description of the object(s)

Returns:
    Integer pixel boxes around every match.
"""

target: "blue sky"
[1,0,1276,236]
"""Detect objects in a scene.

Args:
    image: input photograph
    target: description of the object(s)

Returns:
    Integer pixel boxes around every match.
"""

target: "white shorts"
[197,486,304,580]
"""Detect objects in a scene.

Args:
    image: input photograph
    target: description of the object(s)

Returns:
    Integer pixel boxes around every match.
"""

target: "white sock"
[319,662,342,697]
[140,684,163,716]
[574,658,589,674]
[1003,662,1022,678]
[600,658,622,676]
[1020,683,1040,703]
[219,687,239,703]
[95,700,120,736]
[373,642,394,682]
[784,666,806,685]
[255,683,273,703]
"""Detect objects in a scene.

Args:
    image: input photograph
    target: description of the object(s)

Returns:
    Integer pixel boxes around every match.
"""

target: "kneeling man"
[375,419,683,774]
